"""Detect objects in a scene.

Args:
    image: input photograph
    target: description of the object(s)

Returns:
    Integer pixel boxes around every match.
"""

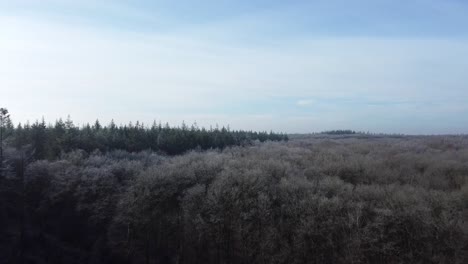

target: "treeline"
[2,114,287,159]
[321,129,357,135]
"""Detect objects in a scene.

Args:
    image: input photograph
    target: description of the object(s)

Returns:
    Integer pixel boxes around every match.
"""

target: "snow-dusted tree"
[0,108,11,177]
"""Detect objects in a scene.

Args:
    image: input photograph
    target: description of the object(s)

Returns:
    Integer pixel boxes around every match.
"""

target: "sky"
[1,0,468,134]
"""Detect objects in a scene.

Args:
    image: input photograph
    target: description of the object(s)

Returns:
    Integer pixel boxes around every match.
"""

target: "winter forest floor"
[1,134,468,264]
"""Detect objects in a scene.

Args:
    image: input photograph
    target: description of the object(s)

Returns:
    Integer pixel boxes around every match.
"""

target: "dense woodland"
[0,113,287,159]
[320,130,358,135]
[1,108,468,263]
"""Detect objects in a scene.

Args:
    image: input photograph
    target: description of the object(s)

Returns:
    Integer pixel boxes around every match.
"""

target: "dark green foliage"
[8,117,287,159]
[321,129,357,135]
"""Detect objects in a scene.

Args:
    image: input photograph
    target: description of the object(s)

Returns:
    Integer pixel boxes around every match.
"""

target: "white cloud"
[296,99,314,107]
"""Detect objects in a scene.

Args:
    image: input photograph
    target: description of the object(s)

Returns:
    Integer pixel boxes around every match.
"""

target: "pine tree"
[0,108,11,177]
[31,118,47,160]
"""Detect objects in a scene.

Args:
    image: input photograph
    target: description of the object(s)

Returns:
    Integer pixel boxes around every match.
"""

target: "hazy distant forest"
[1,108,467,264]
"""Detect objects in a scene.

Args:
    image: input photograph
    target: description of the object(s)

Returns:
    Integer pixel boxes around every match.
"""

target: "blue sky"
[1,0,468,134]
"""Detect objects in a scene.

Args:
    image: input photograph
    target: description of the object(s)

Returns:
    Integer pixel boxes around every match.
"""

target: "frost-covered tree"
[0,108,11,177]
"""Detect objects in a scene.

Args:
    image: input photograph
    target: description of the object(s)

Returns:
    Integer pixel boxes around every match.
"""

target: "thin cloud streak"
[296,100,314,107]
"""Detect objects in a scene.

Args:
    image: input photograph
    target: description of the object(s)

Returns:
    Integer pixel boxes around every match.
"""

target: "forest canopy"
[0,108,287,159]
[1,108,467,264]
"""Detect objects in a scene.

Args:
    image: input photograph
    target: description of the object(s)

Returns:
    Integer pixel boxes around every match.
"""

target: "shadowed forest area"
[1,109,468,263]
[0,116,287,158]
